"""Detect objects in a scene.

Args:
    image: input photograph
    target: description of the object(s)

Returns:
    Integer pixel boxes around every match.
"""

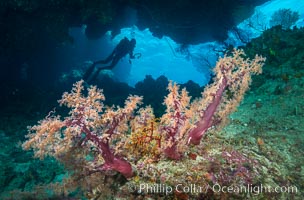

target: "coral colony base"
[22,49,266,199]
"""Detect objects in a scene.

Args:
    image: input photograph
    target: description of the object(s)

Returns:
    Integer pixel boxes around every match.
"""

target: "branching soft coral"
[187,49,265,145]
[23,49,265,189]
[23,80,142,178]
[160,81,192,159]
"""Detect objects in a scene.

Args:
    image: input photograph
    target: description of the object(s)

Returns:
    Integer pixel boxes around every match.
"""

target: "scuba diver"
[83,37,139,83]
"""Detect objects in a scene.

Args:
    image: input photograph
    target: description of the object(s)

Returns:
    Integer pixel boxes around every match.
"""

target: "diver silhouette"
[83,37,137,83]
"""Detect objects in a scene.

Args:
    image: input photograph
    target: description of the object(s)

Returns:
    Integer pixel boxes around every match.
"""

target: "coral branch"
[23,81,141,178]
[160,82,191,159]
[188,76,227,145]
[187,49,265,145]
[80,123,133,178]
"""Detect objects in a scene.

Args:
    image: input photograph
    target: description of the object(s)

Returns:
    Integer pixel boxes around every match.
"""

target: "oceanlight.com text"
[212,184,298,195]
